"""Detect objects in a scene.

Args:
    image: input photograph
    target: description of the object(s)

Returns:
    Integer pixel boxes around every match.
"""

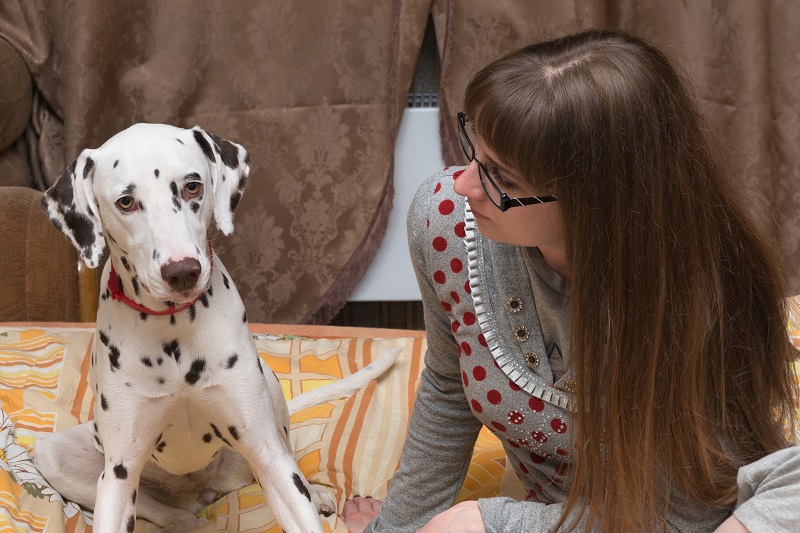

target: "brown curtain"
[0,0,433,324]
[1,0,797,325]
[434,0,800,292]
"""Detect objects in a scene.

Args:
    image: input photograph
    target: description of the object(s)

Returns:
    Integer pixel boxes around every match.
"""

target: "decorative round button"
[505,297,523,313]
[526,352,539,368]
[514,326,530,342]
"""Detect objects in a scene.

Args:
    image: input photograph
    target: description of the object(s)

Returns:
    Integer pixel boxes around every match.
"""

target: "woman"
[343,29,799,532]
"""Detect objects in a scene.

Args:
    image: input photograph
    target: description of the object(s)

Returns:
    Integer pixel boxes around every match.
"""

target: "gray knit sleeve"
[364,172,483,533]
[734,445,800,532]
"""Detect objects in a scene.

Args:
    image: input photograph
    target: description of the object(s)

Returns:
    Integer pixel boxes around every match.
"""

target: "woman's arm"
[357,173,484,532]
[732,445,800,532]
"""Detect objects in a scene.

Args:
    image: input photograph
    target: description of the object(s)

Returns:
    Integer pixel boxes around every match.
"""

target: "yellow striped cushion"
[0,325,505,533]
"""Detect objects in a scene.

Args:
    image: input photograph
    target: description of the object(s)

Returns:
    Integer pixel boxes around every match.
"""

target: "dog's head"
[41,123,250,303]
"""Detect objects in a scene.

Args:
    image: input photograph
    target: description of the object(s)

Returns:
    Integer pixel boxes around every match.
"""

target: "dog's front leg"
[93,437,158,533]
[91,398,167,533]
[212,372,327,533]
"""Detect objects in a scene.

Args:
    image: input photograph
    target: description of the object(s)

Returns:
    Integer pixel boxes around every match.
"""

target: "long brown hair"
[464,29,797,532]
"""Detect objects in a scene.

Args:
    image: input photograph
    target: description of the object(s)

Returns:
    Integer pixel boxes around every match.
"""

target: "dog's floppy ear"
[41,149,106,268]
[191,126,250,236]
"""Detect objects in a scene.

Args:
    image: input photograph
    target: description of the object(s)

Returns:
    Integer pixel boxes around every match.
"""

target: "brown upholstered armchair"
[0,36,81,322]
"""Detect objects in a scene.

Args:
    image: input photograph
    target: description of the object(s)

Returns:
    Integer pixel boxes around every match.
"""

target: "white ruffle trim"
[464,201,574,411]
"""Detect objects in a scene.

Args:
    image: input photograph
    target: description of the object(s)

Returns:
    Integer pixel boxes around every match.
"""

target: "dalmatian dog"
[33,123,400,533]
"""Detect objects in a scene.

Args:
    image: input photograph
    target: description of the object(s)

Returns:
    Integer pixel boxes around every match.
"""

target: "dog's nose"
[161,258,201,292]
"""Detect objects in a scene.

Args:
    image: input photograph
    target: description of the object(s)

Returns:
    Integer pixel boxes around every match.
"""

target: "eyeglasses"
[457,112,557,212]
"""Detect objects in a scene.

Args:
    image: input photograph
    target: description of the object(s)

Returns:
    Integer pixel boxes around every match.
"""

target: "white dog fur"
[34,123,399,533]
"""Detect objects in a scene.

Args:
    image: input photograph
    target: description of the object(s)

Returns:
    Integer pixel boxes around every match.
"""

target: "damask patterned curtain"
[0,0,431,324]
[1,0,797,324]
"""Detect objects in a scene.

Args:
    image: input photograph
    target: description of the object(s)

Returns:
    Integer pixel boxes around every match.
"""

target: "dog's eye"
[183,182,203,200]
[115,196,136,211]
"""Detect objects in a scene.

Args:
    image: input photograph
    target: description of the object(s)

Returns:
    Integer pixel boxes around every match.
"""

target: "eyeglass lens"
[458,116,505,209]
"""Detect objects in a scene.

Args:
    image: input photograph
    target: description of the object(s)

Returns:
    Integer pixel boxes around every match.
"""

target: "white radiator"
[350,106,445,301]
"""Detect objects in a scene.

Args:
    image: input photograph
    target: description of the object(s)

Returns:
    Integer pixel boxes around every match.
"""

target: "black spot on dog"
[132,490,137,504]
[292,472,311,502]
[141,356,153,367]
[131,276,140,296]
[152,249,160,260]
[230,192,241,212]
[126,515,135,532]
[185,359,206,385]
[63,210,97,260]
[99,331,110,346]
[83,157,95,179]
[94,422,98,432]
[172,196,181,210]
[163,340,181,363]
[210,423,233,447]
[156,441,167,453]
[109,345,121,371]
[222,273,230,289]
[120,257,130,272]
[209,133,240,169]
[191,202,200,213]
[193,130,215,162]
[189,305,196,322]
[199,294,209,308]
[165,300,175,307]
[101,394,109,410]
[114,463,128,479]
[114,160,119,169]
[156,357,163,366]
[157,377,165,384]
[284,426,289,438]
[137,200,145,212]
[225,354,238,369]
[94,434,103,447]
[122,184,136,196]
[108,232,118,245]
[170,315,176,325]
[207,285,213,297]
[202,433,213,443]
[140,312,148,321]
[238,174,248,192]
[228,426,240,440]
[154,169,160,178]
[242,311,247,323]
[170,181,178,197]
[176,138,184,145]
[155,433,162,444]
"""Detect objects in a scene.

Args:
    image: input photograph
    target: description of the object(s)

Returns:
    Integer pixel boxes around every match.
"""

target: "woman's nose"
[453,160,484,198]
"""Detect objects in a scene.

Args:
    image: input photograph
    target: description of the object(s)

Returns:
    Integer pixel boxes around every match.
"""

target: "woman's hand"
[342,496,382,533]
[417,501,487,533]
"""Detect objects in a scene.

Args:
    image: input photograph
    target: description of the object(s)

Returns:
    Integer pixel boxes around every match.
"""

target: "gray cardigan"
[365,167,799,532]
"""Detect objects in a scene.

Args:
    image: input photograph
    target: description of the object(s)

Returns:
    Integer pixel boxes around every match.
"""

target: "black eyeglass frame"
[457,112,558,212]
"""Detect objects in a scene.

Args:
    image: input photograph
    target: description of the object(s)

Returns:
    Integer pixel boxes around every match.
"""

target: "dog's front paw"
[309,484,337,517]
[160,516,208,533]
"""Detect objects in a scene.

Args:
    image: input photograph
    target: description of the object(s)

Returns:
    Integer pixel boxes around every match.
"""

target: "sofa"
[0,36,82,323]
